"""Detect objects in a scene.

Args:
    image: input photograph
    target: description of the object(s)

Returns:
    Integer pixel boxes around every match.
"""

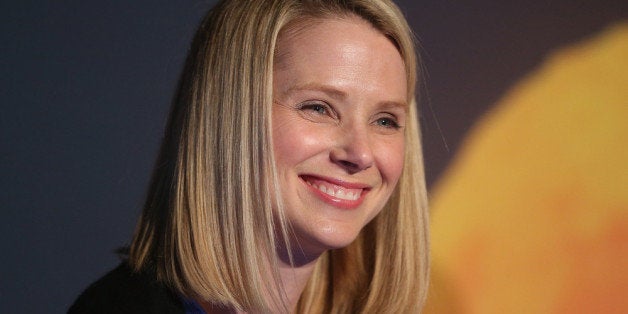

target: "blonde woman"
[70,0,429,313]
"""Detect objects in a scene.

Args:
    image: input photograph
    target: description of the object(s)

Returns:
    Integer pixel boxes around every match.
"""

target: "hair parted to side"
[128,0,429,312]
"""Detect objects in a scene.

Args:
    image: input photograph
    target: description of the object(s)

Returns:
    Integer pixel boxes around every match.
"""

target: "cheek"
[377,137,405,184]
[272,117,330,168]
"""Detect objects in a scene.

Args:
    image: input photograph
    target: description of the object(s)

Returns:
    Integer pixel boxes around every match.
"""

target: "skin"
[273,15,408,311]
[201,16,407,314]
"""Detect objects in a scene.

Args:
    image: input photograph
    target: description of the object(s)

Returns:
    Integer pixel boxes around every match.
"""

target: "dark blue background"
[2,0,626,311]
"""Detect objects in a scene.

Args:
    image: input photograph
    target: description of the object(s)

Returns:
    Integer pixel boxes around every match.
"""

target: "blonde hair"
[129,0,429,312]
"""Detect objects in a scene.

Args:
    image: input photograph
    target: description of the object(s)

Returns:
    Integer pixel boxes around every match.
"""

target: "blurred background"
[2,0,626,312]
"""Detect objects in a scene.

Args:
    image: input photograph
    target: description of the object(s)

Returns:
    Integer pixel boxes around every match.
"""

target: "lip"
[299,175,370,209]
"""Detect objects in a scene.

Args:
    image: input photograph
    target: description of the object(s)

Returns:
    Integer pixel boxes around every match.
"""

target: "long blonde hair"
[129,0,429,312]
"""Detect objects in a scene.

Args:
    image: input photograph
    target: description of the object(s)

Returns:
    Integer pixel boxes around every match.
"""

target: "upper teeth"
[307,180,361,201]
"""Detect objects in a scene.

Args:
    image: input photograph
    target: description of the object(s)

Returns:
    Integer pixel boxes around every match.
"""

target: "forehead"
[273,16,407,101]
[275,15,402,66]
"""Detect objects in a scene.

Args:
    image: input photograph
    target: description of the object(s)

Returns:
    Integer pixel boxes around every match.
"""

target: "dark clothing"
[68,263,184,314]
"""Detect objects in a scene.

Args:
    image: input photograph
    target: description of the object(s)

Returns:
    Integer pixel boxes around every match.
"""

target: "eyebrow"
[286,82,347,100]
[285,82,408,108]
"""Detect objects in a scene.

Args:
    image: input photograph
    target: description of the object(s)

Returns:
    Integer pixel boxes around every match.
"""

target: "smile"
[300,175,370,208]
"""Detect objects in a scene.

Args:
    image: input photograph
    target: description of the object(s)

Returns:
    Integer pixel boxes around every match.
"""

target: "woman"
[70,0,429,313]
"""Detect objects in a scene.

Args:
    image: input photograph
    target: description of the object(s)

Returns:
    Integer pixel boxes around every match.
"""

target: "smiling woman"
[273,17,408,255]
[69,0,429,313]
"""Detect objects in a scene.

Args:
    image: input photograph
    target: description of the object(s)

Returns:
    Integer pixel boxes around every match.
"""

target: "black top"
[68,262,184,314]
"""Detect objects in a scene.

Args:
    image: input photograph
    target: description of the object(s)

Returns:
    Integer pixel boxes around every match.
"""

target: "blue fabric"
[181,296,206,314]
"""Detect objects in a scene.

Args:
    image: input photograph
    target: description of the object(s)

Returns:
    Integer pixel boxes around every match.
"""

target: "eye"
[298,101,338,121]
[375,115,402,129]
[302,103,328,115]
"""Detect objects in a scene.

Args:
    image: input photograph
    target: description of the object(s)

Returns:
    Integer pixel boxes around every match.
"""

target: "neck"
[275,253,319,313]
[199,249,322,314]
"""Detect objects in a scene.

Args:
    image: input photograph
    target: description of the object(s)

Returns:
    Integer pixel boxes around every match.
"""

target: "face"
[272,17,407,258]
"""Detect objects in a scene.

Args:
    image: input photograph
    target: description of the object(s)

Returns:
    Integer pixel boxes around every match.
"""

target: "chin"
[291,222,364,257]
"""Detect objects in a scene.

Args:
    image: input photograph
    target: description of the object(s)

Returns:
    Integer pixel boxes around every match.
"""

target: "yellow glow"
[426,23,628,314]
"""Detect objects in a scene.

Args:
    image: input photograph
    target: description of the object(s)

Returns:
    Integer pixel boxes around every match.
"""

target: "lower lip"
[301,177,367,210]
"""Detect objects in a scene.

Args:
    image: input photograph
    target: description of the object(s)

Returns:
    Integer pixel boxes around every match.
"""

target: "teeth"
[310,180,361,201]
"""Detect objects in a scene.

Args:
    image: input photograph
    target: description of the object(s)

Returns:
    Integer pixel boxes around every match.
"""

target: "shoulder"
[68,262,184,314]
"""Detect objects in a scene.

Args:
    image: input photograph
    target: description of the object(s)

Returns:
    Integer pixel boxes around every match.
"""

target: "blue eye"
[300,102,331,116]
[376,117,401,129]
[307,104,327,114]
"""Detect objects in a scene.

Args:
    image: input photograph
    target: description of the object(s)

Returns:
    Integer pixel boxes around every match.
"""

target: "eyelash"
[299,102,403,130]
[299,101,337,118]
[376,116,401,129]
[301,102,329,114]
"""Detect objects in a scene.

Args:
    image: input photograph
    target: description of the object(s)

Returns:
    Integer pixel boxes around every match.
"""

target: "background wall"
[2,0,626,312]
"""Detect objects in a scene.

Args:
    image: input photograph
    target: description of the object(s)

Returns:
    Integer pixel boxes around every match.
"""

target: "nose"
[329,125,375,174]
